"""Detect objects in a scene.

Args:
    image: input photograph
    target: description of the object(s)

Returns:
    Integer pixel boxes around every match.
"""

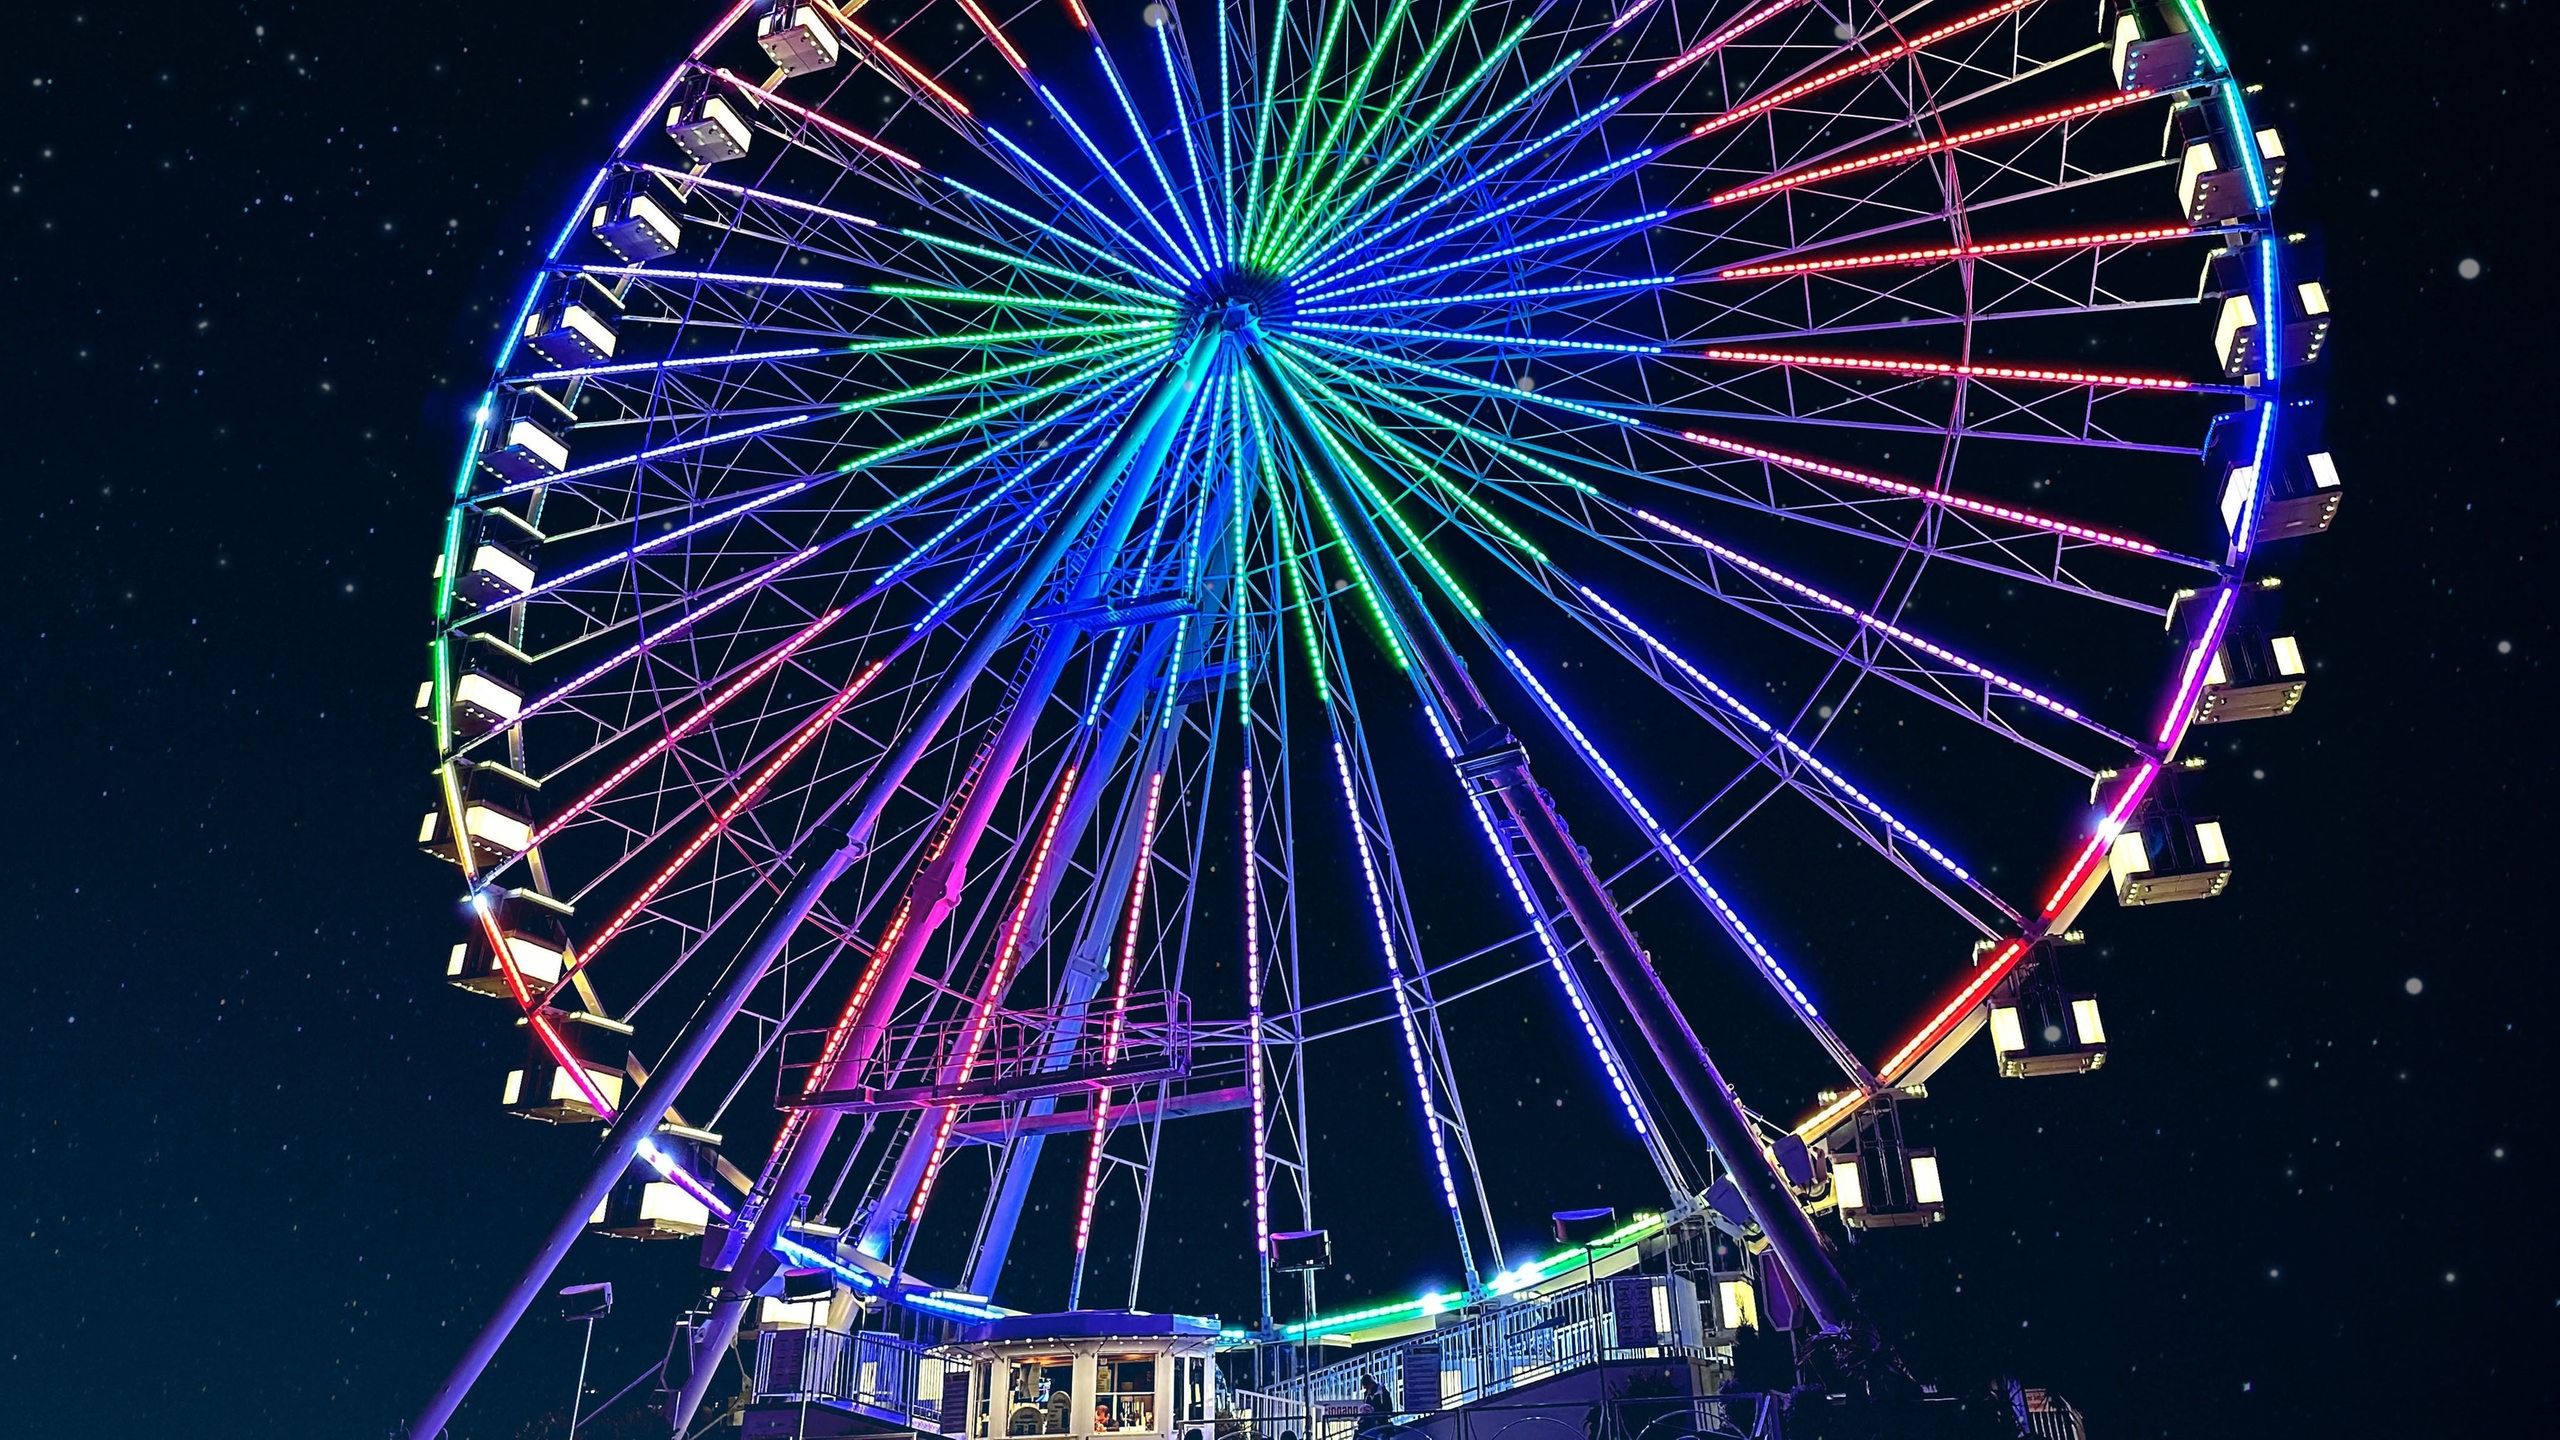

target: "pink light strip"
[633,164,882,229]
[1712,224,2200,279]
[1241,767,1272,1256]
[909,764,1082,1223]
[712,68,924,169]
[1711,90,2155,205]
[1678,429,2166,556]
[576,659,888,966]
[1630,510,2086,723]
[1076,771,1168,1261]
[1692,0,2036,138]
[1655,0,1812,81]
[954,0,1030,72]
[1698,345,2194,392]
[839,15,976,115]
[526,608,847,851]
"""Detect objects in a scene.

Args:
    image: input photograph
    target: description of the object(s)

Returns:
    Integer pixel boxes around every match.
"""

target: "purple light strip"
[518,346,825,382]
[632,163,880,229]
[1501,652,1868,1081]
[1629,508,2111,733]
[575,265,849,291]
[1577,587,1989,895]
[484,413,817,498]
[1328,734,1474,1244]
[1417,705,1651,1132]
[520,482,813,603]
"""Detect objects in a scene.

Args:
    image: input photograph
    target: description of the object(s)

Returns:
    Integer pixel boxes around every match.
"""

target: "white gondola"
[2176,118,2286,225]
[501,1010,631,1123]
[756,5,841,76]
[2111,2,2209,91]
[419,759,538,868]
[476,414,570,483]
[446,895,571,997]
[450,536,537,610]
[1831,1144,1945,1230]
[2285,277,2332,367]
[2108,813,2230,904]
[2250,448,2343,540]
[2195,629,2308,722]
[1987,949,2109,1078]
[667,92,753,165]
[591,187,682,263]
[523,296,619,367]
[591,1125,722,1239]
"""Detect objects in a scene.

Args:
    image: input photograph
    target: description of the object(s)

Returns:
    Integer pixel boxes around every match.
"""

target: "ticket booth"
[951,1313,1221,1440]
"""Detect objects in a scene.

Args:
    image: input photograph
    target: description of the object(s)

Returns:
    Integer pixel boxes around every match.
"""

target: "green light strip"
[835,334,1165,419]
[1285,29,1560,277]
[840,343,1174,473]
[1245,0,1293,251]
[1272,380,1410,671]
[1271,338,1598,495]
[1274,363,1481,619]
[1264,0,1414,265]
[1270,0,1475,274]
[1277,1210,1669,1339]
[1244,380,1331,702]
[1254,0,1354,264]
[899,228,1171,304]
[1307,380,1551,564]
[870,284,1180,319]
[843,321,1172,354]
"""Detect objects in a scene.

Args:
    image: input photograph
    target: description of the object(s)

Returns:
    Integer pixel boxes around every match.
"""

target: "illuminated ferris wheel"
[410,0,2331,1432]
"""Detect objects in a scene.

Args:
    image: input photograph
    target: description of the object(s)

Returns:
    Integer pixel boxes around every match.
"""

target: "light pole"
[559,1282,613,1440]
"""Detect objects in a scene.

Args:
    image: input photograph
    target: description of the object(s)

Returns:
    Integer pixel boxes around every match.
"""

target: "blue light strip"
[1040,82,1204,282]
[518,345,826,382]
[1415,703,1653,1133]
[1296,320,1662,356]
[1299,211,1668,302]
[1501,649,1869,1080]
[1095,42,1213,273]
[1294,274,1673,317]
[573,265,848,290]
[988,124,1186,282]
[1156,19,1226,269]
[1576,587,1983,889]
[483,413,818,498]
[944,176,1188,293]
[1306,146,1654,290]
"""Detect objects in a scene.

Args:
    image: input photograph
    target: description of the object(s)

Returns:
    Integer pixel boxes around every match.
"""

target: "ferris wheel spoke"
[986,123,1195,285]
[1258,0,1471,270]
[1306,380,2136,768]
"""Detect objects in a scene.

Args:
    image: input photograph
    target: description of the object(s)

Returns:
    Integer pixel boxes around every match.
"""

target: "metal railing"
[779,991,1194,1113]
[753,1327,956,1427]
[1293,1274,1708,1417]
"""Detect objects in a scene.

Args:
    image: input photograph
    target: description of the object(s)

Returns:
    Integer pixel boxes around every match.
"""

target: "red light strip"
[954,0,1031,72]
[1654,0,1811,81]
[908,764,1082,1222]
[576,660,888,966]
[475,896,621,1120]
[1713,224,2200,280]
[1063,0,1093,30]
[1692,0,2035,138]
[713,68,924,169]
[1076,772,1166,1260]
[1699,345,2194,392]
[1712,89,2154,205]
[1679,429,2165,555]
[1875,937,2029,1084]
[527,609,845,852]
[838,17,975,115]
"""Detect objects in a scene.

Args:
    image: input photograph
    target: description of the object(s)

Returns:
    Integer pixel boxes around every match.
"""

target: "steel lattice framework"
[410,0,2323,1432]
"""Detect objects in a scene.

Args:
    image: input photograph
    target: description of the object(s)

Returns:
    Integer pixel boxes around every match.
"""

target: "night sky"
[4,2,2552,1436]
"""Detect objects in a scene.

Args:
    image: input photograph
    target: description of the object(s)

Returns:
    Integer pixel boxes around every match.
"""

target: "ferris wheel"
[410,0,2330,1432]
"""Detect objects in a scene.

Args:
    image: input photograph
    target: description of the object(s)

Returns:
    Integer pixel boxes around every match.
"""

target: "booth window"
[1005,1357,1074,1436]
[1098,1355,1157,1433]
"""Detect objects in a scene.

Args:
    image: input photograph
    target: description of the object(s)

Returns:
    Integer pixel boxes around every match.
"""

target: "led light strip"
[1075,771,1167,1263]
[525,607,847,851]
[709,67,923,169]
[1240,767,1272,1257]
[518,345,825,382]
[576,265,847,290]
[1698,345,2196,392]
[910,764,1082,1224]
[1418,706,1652,1132]
[1693,0,2038,138]
[1713,224,2201,280]
[1655,0,1812,81]
[484,414,816,498]
[1712,90,2155,205]
[1577,587,1982,890]
[576,659,888,965]
[1679,429,2169,556]
[1630,509,2096,726]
